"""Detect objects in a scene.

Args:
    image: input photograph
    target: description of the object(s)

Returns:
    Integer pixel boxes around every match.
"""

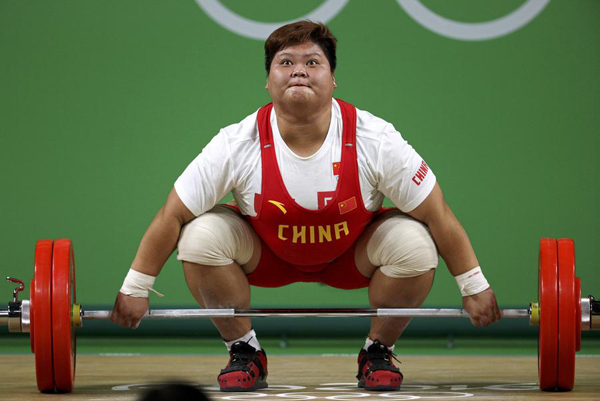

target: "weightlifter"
[110,21,501,392]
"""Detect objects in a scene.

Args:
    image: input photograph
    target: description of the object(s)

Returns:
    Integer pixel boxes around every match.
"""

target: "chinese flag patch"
[332,162,341,176]
[338,196,357,215]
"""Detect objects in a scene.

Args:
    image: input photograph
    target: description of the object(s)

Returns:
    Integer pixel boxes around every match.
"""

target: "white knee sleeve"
[367,213,439,278]
[177,205,255,266]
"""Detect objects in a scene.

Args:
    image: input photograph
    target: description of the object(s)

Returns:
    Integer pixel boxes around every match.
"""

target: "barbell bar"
[79,307,531,319]
[1,238,599,394]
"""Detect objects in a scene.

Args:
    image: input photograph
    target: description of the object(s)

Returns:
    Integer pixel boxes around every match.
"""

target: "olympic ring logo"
[195,0,550,41]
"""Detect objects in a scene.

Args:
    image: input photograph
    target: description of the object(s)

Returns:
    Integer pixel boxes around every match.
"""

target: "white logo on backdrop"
[195,0,349,40]
[195,0,550,41]
[397,0,549,41]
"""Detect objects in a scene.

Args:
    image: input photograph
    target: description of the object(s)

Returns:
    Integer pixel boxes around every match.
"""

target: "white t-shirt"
[175,99,436,217]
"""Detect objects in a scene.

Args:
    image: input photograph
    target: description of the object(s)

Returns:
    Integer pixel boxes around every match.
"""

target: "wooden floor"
[2,354,599,400]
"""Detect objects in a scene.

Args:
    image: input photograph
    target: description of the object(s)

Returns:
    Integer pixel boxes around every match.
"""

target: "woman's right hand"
[109,292,149,329]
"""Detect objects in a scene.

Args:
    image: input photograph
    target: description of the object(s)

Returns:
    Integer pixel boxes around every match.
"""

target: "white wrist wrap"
[120,269,164,298]
[455,266,489,297]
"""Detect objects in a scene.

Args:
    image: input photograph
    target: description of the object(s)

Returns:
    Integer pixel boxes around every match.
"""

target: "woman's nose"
[292,68,307,77]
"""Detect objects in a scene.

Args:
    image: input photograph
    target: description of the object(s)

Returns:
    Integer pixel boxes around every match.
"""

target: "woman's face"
[266,41,337,109]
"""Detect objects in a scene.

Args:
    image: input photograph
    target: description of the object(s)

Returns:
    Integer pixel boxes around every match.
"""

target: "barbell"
[1,238,598,393]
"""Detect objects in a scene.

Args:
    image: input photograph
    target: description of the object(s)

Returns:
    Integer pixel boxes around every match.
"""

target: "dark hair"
[264,20,337,74]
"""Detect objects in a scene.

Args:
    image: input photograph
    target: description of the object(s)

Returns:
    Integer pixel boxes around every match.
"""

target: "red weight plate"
[576,277,581,352]
[52,239,76,393]
[30,278,35,354]
[32,239,55,392]
[538,238,558,391]
[557,238,576,391]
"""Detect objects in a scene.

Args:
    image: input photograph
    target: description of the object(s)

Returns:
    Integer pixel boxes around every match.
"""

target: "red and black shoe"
[218,341,268,392]
[356,340,403,391]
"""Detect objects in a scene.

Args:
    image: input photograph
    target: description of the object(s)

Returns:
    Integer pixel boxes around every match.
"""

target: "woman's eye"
[282,60,292,65]
[307,60,318,65]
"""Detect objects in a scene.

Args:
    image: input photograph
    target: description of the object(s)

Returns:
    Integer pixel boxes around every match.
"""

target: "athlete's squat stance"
[110,21,501,392]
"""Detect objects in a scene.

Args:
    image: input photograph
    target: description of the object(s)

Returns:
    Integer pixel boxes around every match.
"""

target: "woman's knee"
[177,205,256,267]
[367,213,439,278]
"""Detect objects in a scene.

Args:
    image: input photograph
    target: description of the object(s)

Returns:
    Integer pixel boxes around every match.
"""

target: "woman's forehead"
[275,42,325,57]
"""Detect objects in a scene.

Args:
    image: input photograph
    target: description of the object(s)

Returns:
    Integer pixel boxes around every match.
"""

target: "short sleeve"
[376,124,436,213]
[174,131,235,216]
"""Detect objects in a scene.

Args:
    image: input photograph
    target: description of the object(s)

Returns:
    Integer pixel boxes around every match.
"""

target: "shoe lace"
[365,343,401,372]
[369,349,401,364]
[226,338,258,371]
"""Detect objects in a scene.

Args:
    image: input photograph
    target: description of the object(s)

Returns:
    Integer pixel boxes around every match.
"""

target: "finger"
[113,316,128,328]
[479,315,491,327]
[116,317,131,328]
[109,313,119,325]
[470,317,481,328]
[108,311,118,324]
[125,317,139,329]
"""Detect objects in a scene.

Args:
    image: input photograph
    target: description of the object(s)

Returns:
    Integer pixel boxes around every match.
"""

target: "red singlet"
[244,99,381,289]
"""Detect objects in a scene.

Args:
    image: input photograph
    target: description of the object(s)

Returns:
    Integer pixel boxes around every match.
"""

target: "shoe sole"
[361,385,401,391]
[358,380,400,392]
[220,380,268,392]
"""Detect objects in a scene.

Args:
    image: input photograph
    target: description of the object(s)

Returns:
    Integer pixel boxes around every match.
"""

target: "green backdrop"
[1,1,599,316]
